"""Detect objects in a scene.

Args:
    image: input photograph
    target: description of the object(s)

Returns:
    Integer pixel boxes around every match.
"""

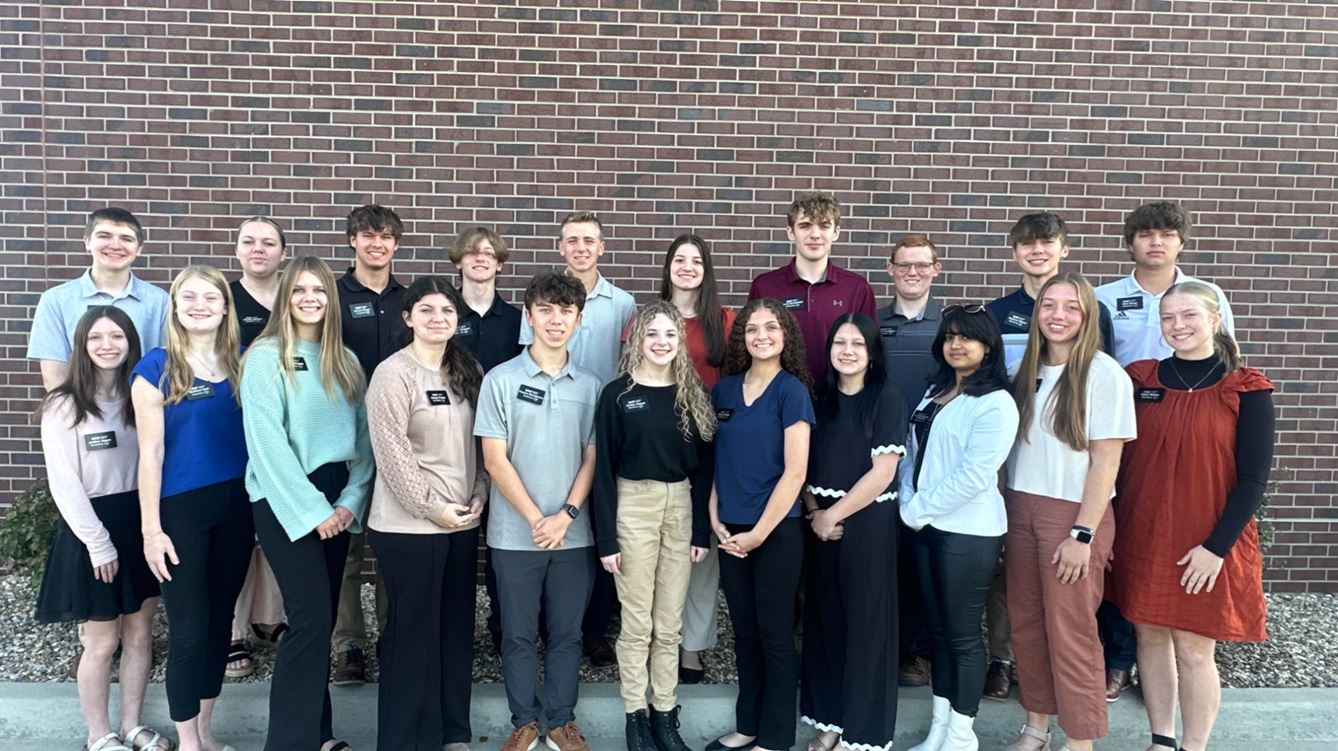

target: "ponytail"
[1212,327,1243,374]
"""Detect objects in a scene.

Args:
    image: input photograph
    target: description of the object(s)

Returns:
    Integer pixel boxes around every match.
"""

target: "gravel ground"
[1,574,1333,688]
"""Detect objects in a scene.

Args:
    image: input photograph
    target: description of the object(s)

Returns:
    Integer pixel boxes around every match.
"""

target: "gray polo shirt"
[518,273,636,384]
[27,270,169,362]
[474,348,600,551]
[878,296,943,418]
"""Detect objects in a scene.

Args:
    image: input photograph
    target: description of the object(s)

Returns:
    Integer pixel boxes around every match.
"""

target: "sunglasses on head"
[943,304,987,315]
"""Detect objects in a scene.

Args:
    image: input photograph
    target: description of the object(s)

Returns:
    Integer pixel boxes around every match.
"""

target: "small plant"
[0,478,60,578]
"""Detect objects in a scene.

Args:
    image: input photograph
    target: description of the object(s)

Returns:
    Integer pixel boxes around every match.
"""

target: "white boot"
[940,709,978,751]
[907,695,950,751]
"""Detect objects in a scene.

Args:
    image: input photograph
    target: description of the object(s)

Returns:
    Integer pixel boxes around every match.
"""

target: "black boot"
[649,706,694,751]
[626,710,658,751]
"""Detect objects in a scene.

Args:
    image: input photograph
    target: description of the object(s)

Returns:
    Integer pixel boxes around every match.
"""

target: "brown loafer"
[1105,667,1132,702]
[898,655,931,687]
[983,659,1013,701]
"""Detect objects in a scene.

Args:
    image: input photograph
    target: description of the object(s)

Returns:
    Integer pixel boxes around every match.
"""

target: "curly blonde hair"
[618,300,717,441]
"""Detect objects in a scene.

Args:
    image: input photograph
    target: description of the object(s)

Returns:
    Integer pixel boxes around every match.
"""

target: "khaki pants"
[231,543,285,641]
[332,530,387,652]
[612,478,693,713]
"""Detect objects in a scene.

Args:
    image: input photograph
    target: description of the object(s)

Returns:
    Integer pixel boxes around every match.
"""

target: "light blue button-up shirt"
[27,270,170,362]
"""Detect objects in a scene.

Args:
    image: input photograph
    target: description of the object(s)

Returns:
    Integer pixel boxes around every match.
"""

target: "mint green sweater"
[241,338,374,542]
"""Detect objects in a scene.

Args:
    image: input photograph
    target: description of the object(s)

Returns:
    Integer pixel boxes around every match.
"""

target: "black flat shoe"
[705,736,756,751]
[678,663,705,684]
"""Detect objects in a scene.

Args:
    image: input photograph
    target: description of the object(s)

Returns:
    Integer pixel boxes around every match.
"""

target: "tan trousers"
[231,543,285,641]
[613,478,693,713]
[1005,490,1115,741]
[332,530,387,652]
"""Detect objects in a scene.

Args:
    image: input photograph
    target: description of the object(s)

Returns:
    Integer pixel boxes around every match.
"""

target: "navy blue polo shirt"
[711,370,815,525]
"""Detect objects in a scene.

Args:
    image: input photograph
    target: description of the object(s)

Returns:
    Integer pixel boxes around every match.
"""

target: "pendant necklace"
[1168,357,1215,392]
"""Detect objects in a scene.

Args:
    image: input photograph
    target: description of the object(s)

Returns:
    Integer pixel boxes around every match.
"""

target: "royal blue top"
[130,348,248,498]
[711,370,815,525]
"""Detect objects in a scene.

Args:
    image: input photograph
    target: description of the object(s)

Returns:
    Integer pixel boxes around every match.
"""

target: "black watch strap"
[563,503,580,520]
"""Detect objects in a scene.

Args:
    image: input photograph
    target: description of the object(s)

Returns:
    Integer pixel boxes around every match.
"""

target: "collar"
[587,274,614,300]
[519,346,577,381]
[1012,285,1036,305]
[784,259,835,285]
[77,269,142,301]
[891,295,943,322]
[1126,268,1187,297]
[340,267,403,295]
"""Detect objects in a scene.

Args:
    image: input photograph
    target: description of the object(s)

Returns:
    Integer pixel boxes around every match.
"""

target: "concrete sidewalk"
[0,682,1329,750]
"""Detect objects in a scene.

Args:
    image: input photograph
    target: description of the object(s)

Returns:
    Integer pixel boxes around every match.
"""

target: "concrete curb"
[1,682,1334,748]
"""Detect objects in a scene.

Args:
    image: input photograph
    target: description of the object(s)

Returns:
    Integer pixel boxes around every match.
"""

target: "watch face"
[1074,529,1093,544]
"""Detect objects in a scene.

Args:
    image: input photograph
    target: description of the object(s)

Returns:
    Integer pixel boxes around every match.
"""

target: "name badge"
[1136,387,1166,403]
[455,322,474,337]
[83,431,117,451]
[623,397,649,413]
[781,296,805,311]
[910,408,933,425]
[1117,296,1144,312]
[185,383,216,400]
[880,326,899,338]
[715,408,734,422]
[348,301,375,319]
[1004,311,1031,331]
[517,384,546,405]
[1035,378,1044,393]
[241,314,266,325]
[426,390,451,406]
[293,356,309,371]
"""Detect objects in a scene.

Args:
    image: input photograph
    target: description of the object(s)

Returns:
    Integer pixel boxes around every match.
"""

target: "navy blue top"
[130,348,248,498]
[711,370,815,525]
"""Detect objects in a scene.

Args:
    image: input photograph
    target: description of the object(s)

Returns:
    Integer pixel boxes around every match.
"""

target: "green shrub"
[0,478,60,577]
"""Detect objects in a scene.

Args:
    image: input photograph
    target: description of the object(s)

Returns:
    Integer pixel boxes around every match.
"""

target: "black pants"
[159,478,254,723]
[369,527,479,751]
[253,463,351,751]
[913,525,1003,717]
[800,500,900,747]
[898,517,931,660]
[1098,600,1137,672]
[719,518,803,749]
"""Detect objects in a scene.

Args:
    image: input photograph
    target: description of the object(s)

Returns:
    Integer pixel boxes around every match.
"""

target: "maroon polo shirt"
[747,259,878,382]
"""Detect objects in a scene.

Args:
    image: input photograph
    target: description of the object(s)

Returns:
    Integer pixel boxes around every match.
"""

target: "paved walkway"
[0,683,1329,750]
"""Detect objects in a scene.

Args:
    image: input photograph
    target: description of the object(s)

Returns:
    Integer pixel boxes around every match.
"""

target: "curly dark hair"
[723,298,812,393]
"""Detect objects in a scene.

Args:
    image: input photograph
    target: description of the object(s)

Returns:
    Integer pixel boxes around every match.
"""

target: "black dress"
[800,383,907,748]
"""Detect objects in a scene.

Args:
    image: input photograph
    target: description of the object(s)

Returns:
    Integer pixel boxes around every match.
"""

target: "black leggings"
[158,478,254,722]
[913,525,1003,717]
[719,517,804,749]
[253,463,351,751]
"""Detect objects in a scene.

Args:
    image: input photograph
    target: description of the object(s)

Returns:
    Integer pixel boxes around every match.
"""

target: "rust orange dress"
[1108,359,1272,642]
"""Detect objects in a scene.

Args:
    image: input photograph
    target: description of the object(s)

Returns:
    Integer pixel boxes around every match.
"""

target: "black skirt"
[34,489,160,624]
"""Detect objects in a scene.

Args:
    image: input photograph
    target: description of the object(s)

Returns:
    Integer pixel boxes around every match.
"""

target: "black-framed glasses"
[942,304,987,315]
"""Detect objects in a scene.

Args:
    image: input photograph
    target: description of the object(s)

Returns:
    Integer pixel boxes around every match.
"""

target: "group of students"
[27,194,1273,751]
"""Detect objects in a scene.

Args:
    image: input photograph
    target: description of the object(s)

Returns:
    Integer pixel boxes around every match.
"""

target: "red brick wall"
[2,2,1335,590]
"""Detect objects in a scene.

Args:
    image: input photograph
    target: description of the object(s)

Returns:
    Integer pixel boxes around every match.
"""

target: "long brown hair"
[399,276,484,407]
[723,298,813,393]
[619,300,717,441]
[1164,281,1242,373]
[162,265,242,406]
[1012,273,1102,451]
[36,306,141,427]
[245,255,366,402]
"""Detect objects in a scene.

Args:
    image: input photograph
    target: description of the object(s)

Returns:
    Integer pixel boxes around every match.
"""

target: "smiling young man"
[875,233,943,689]
[986,212,1116,372]
[517,211,636,667]
[748,192,877,383]
[28,207,170,390]
[331,204,407,686]
[477,272,601,751]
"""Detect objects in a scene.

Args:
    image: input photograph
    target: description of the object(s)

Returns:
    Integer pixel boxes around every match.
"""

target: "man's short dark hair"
[346,204,403,240]
[786,191,841,228]
[84,208,144,246]
[524,272,587,313]
[1007,212,1068,249]
[559,211,603,240]
[1123,201,1191,246]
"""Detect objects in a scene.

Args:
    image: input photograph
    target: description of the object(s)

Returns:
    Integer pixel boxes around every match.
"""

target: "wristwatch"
[1070,525,1094,544]
[562,503,580,520]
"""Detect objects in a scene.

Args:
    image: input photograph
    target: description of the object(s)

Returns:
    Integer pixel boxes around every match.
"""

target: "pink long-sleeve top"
[40,395,139,567]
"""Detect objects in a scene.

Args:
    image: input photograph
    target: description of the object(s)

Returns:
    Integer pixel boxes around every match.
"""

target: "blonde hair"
[1164,281,1242,373]
[1012,272,1103,452]
[162,265,242,406]
[245,255,366,402]
[618,300,717,441]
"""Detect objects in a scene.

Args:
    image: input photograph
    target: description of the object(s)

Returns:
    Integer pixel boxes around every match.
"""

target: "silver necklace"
[1168,356,1215,392]
[188,352,221,380]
